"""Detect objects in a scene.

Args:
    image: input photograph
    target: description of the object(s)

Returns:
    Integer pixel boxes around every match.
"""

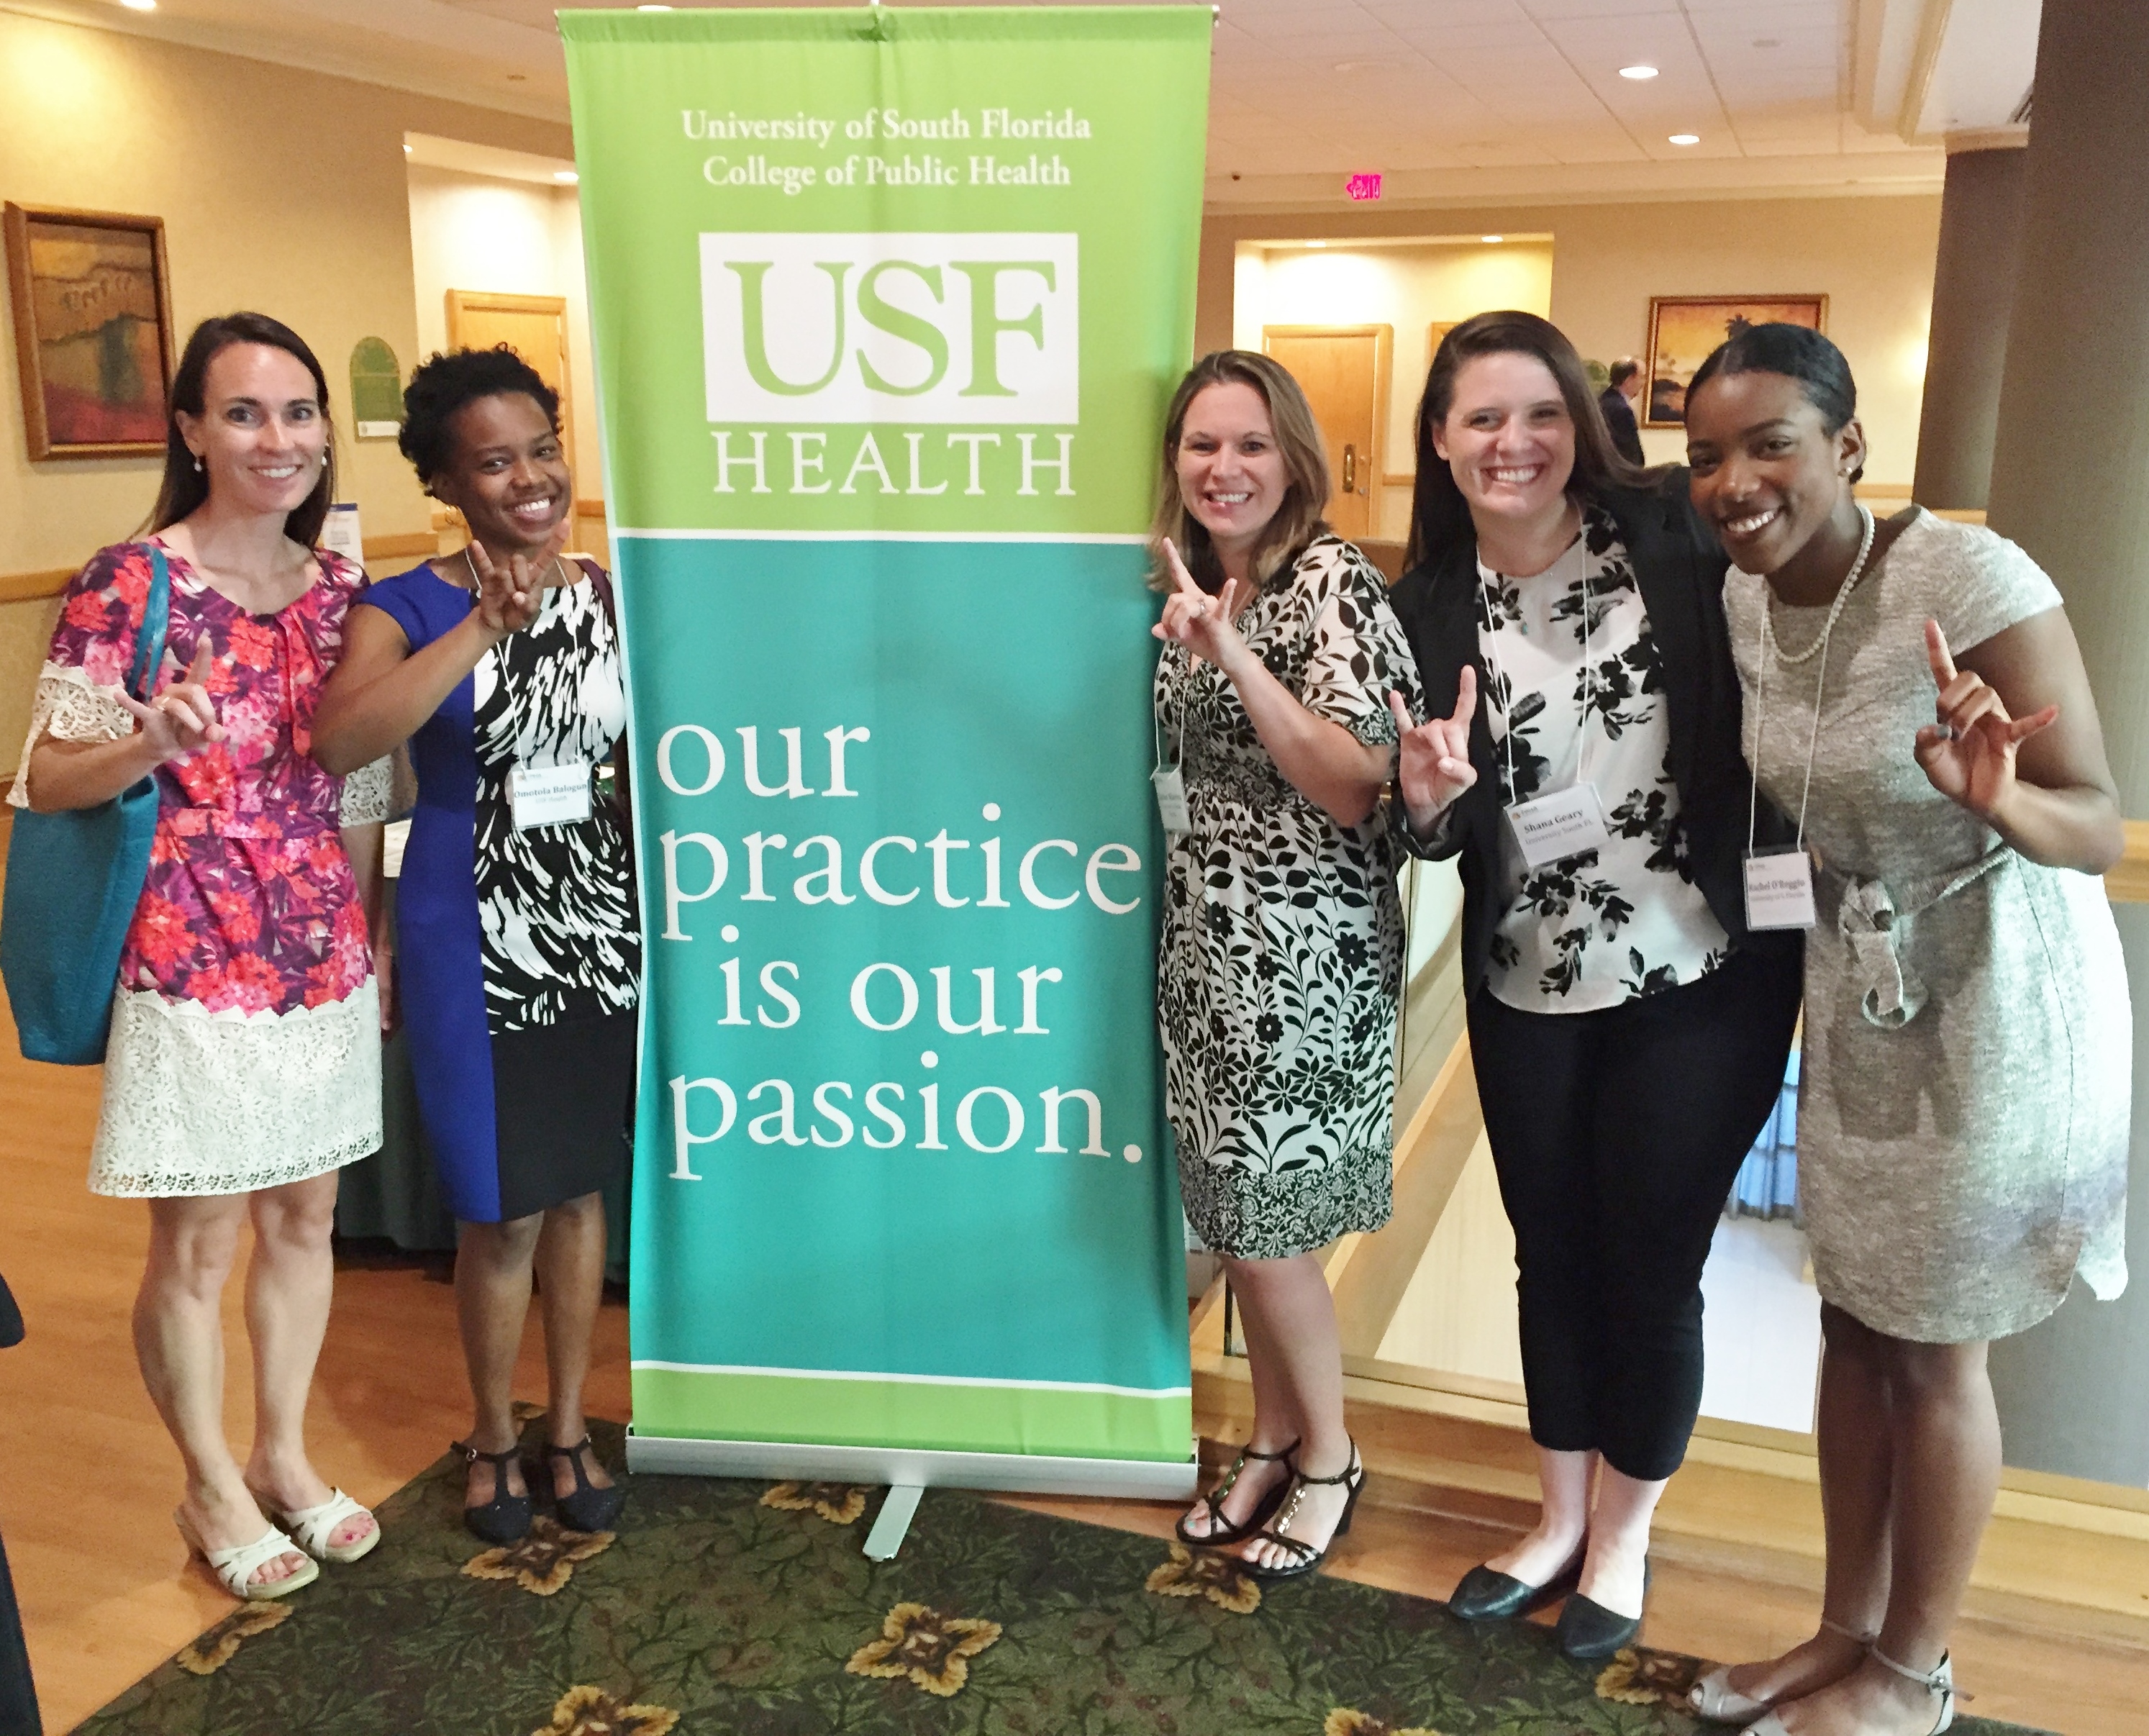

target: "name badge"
[1744,847,1817,931]
[1506,783,1611,868]
[510,759,594,831]
[1153,765,1191,837]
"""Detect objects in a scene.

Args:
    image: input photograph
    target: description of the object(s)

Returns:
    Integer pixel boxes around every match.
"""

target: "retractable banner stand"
[559,6,1210,1498]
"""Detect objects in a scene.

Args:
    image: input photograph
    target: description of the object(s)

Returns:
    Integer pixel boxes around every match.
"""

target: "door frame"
[445,288,573,465]
[1260,322,1394,510]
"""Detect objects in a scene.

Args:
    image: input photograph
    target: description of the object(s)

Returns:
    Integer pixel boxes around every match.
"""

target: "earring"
[192,454,203,474]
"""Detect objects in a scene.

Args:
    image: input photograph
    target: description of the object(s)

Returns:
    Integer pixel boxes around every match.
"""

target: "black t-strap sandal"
[1239,1442,1364,1582]
[1174,1438,1299,1548]
[545,1437,627,1533]
[454,1440,532,1545]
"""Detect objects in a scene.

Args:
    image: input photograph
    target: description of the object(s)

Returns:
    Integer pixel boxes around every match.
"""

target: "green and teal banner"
[560,6,1210,1494]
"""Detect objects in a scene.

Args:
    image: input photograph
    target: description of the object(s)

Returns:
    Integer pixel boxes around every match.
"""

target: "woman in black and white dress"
[314,346,639,1542]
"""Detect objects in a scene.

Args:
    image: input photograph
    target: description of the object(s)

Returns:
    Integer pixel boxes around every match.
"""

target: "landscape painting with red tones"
[5,204,174,460]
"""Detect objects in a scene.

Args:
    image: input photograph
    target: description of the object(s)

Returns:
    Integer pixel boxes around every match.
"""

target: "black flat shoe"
[1174,1439,1299,1549]
[545,1437,627,1532]
[455,1440,532,1545]
[1447,1550,1584,1622]
[1555,1558,1651,1661]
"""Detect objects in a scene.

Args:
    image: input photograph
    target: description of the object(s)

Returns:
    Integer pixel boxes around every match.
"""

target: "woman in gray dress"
[1151,350,1421,1579]
[1682,324,2129,1736]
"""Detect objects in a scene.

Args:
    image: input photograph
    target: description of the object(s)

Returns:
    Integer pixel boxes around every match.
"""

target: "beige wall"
[404,165,602,492]
[0,10,571,756]
[1198,192,1943,510]
[1230,240,1557,540]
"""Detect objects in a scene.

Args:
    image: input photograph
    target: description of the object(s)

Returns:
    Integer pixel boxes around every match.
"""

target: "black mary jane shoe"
[1447,1548,1584,1622]
[1555,1558,1651,1661]
[1238,1443,1364,1583]
[1173,1439,1299,1549]
[455,1440,533,1545]
[545,1437,627,1532]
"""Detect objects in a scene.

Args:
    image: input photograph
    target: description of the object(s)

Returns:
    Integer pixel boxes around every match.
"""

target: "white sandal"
[266,1488,380,1564]
[175,1507,319,1601]
[1743,1648,1955,1736]
[1689,1616,1876,1723]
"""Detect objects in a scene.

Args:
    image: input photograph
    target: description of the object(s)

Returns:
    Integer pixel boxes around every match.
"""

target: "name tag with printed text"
[1744,847,1818,931]
[1152,765,1191,837]
[1506,784,1611,869]
[510,760,594,831]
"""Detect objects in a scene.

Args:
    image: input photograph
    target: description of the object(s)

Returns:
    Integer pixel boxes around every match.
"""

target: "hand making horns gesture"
[118,638,225,765]
[1150,538,1245,669]
[467,518,571,639]
[1914,617,2058,822]
[1387,665,1478,830]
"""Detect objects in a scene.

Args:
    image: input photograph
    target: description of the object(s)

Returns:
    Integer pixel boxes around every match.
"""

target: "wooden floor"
[0,919,2143,1726]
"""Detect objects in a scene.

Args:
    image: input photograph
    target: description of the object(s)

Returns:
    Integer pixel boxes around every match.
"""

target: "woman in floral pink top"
[12,314,389,1601]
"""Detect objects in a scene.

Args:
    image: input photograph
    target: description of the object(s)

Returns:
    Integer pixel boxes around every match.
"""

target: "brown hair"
[146,312,336,549]
[1405,311,1651,572]
[1148,350,1330,593]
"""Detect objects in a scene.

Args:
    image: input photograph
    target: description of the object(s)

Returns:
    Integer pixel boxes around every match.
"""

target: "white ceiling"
[7,0,2040,206]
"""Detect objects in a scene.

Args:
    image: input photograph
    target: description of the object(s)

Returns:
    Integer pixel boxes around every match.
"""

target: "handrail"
[2109,819,2149,905]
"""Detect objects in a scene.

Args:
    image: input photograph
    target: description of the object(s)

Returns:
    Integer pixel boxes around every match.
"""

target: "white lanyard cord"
[1746,506,1876,855]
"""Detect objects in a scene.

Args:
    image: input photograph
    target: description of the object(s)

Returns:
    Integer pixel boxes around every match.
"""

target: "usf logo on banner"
[560,6,1211,1495]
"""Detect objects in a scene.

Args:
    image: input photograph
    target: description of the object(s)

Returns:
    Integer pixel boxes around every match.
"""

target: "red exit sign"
[1345,172,1383,201]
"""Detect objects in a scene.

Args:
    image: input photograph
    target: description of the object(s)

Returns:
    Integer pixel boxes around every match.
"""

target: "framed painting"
[5,202,176,460]
[1643,294,1826,428]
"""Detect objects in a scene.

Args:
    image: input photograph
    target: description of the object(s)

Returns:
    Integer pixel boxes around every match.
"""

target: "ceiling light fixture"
[1307,240,1327,249]
[1481,235,1504,244]
[637,4,674,11]
[1669,132,1701,145]
[554,170,580,183]
[119,0,157,11]
[1618,65,1658,81]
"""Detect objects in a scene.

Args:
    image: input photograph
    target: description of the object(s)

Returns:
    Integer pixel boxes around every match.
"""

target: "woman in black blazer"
[1384,312,1802,1658]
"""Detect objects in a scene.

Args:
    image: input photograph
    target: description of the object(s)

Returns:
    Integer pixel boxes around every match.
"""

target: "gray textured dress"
[1725,510,2130,1342]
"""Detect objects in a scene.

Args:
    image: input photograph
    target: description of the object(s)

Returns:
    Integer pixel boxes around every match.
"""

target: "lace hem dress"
[11,541,384,1197]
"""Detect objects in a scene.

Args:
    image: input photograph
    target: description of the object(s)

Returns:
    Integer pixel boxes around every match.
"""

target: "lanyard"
[1745,506,1876,856]
[1476,530,1591,806]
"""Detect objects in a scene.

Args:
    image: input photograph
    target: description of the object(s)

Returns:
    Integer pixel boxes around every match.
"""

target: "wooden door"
[445,289,572,455]
[1262,324,1391,539]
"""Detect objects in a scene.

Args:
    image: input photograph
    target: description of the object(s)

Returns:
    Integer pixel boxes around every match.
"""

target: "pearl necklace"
[1765,506,1875,665]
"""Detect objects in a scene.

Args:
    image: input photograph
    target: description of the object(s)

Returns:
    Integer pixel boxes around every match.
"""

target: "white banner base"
[624,1432,1199,1500]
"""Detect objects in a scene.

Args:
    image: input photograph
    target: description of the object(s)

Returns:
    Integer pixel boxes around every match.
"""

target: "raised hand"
[1150,538,1245,670]
[117,637,224,765]
[1914,617,2057,823]
[1388,665,1478,832]
[468,520,568,638]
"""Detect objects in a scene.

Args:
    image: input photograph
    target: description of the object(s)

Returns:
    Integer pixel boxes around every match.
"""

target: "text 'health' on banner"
[560,5,1213,1495]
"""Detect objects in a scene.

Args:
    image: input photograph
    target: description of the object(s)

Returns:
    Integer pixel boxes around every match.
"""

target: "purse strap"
[125,546,172,702]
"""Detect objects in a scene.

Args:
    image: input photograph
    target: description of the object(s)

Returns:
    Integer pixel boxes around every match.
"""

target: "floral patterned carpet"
[81,1420,2039,1736]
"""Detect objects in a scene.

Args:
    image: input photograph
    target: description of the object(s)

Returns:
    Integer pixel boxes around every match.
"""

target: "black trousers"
[1468,945,1802,1482]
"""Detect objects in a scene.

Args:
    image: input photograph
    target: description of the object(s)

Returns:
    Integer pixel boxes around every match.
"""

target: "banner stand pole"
[863,1486,924,1562]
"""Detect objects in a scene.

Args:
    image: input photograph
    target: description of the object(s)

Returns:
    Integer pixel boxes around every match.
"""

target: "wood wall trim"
[0,568,74,605]
[2108,819,2149,905]
[1,533,445,604]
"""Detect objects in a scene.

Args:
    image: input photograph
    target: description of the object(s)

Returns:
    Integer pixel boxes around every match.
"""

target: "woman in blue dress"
[314,346,640,1541]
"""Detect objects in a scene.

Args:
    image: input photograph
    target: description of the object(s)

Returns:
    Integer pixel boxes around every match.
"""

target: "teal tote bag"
[1,547,171,1065]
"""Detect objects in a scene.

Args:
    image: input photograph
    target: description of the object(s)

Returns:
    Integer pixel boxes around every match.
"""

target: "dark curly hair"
[1686,322,1863,483]
[397,345,561,488]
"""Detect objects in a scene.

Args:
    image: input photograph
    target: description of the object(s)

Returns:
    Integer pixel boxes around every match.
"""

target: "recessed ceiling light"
[402,143,413,155]
[637,4,674,10]
[1307,240,1327,249]
[120,0,156,11]
[1669,132,1701,146]
[554,170,579,183]
[1481,235,1504,244]
[1619,65,1658,81]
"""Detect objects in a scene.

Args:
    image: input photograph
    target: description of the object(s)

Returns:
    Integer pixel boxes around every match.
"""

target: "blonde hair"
[1147,350,1331,592]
